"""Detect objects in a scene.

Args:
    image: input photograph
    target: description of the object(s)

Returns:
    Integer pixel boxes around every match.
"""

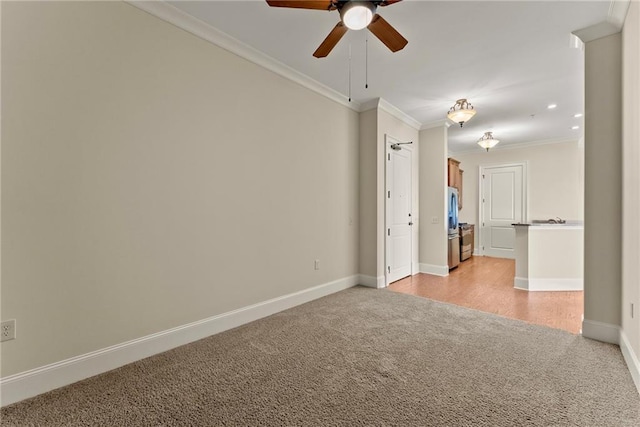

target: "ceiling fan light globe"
[340,2,376,30]
[477,132,500,151]
[447,109,476,125]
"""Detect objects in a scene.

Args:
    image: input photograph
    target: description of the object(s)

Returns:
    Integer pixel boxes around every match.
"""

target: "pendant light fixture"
[447,99,476,127]
[477,132,500,152]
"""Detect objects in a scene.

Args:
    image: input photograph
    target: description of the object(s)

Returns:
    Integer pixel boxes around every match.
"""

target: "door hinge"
[388,266,391,273]
[388,153,391,161]
[388,228,390,236]
[388,191,391,198]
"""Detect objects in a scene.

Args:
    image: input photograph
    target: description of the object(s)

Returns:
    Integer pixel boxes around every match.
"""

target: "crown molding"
[357,98,422,130]
[420,120,451,131]
[359,98,380,113]
[572,0,630,43]
[125,1,360,111]
[449,137,580,156]
[608,0,631,28]
[376,99,422,130]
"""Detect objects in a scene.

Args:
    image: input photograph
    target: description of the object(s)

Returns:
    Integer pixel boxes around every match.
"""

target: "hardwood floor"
[388,256,583,334]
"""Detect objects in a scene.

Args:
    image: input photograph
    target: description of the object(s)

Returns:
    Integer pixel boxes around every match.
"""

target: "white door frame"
[477,162,529,257]
[385,134,414,286]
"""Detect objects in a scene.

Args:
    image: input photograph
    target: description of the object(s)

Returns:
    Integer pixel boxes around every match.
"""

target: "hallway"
[388,256,583,334]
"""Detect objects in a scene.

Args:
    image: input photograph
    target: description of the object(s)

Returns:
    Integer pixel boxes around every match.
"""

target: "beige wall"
[1,2,359,376]
[454,140,584,229]
[359,109,377,278]
[418,126,448,272]
[584,33,622,328]
[622,1,640,361]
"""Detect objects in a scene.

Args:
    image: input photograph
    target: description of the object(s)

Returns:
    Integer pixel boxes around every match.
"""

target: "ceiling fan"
[266,0,408,58]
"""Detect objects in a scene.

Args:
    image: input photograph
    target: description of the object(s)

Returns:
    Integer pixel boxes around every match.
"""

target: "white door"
[480,163,526,259]
[386,144,413,283]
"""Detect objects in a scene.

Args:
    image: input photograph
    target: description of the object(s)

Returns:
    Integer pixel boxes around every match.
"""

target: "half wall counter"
[513,222,584,292]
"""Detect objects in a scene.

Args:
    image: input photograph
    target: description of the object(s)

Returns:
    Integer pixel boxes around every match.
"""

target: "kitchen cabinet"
[447,158,463,210]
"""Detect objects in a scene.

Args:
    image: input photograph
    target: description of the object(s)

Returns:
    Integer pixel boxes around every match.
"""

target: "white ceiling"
[166,0,612,152]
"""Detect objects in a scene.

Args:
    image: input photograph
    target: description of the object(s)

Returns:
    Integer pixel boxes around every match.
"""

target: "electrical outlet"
[431,217,439,224]
[314,259,320,270]
[1,319,16,342]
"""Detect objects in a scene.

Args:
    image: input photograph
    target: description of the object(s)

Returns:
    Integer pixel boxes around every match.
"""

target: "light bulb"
[340,2,375,30]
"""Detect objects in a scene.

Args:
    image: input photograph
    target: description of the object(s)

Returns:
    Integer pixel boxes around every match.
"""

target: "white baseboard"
[620,330,640,395]
[419,263,449,277]
[582,319,620,344]
[515,278,583,292]
[412,261,420,276]
[514,277,529,290]
[0,275,358,407]
[358,275,386,289]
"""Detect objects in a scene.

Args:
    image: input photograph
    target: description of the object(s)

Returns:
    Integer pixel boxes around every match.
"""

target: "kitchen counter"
[513,222,583,291]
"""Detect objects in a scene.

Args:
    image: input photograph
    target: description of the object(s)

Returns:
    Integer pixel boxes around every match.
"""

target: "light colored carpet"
[2,286,639,426]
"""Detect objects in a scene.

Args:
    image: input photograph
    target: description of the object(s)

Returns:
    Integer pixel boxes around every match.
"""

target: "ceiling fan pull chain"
[365,34,368,89]
[348,43,352,102]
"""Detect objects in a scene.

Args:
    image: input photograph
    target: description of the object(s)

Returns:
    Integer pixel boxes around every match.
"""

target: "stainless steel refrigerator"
[447,187,460,269]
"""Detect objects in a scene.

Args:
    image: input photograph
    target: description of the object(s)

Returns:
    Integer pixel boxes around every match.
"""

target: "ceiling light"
[477,132,500,152]
[574,113,583,118]
[340,2,376,30]
[447,99,476,127]
[547,104,557,109]
[572,126,580,130]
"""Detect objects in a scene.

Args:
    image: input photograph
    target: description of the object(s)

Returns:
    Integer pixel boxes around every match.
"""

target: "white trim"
[525,278,583,292]
[0,276,358,407]
[378,99,422,130]
[358,275,386,289]
[125,1,360,111]
[609,0,632,28]
[449,137,579,156]
[620,330,640,395]
[514,277,529,291]
[360,98,380,112]
[419,263,449,277]
[581,319,620,344]
[421,119,452,131]
[412,262,420,276]
[572,21,621,43]
[571,0,630,44]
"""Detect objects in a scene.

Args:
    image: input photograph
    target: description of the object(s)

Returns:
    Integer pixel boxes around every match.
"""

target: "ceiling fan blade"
[266,1,335,10]
[380,0,402,6]
[313,22,348,58]
[367,14,408,52]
